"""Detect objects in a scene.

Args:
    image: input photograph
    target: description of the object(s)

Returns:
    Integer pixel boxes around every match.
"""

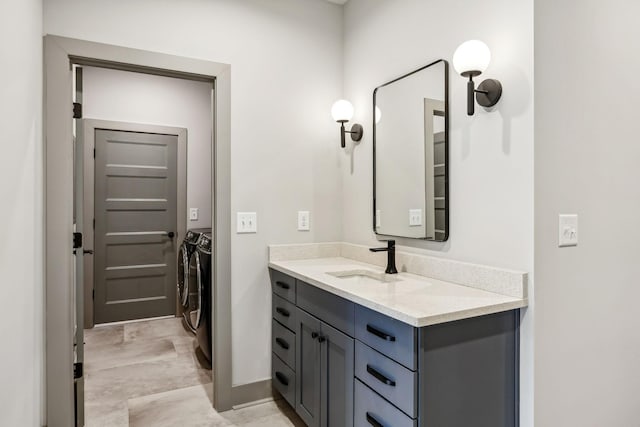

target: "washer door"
[177,244,190,307]
[189,251,203,329]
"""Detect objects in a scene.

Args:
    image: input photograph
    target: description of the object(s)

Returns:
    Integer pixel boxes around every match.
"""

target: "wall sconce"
[331,99,363,148]
[453,40,502,116]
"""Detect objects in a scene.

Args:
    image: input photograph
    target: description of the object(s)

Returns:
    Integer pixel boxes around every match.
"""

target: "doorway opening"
[44,36,233,427]
[74,62,216,425]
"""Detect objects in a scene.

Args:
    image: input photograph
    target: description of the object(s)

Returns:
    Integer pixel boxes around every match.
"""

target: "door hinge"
[93,218,95,229]
[73,232,83,249]
[73,362,83,379]
[73,102,82,119]
[93,148,96,158]
[92,289,95,300]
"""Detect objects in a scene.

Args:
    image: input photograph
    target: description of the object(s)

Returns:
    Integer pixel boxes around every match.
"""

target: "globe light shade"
[375,106,382,124]
[453,40,491,77]
[331,99,354,122]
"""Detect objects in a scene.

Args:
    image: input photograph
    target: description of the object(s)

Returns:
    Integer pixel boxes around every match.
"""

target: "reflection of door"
[94,129,178,324]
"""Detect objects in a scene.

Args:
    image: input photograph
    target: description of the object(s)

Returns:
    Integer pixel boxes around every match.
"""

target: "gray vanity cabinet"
[270,268,519,427]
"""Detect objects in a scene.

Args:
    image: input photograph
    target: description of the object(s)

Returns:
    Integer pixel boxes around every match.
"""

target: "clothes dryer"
[178,228,210,333]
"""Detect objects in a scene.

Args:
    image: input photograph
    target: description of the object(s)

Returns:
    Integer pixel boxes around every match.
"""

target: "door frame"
[83,120,188,327]
[44,35,233,426]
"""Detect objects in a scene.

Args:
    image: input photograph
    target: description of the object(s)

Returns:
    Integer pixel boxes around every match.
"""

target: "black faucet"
[369,240,398,274]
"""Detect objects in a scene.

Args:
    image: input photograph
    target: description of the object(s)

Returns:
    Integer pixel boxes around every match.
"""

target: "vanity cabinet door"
[320,321,354,427]
[296,308,322,427]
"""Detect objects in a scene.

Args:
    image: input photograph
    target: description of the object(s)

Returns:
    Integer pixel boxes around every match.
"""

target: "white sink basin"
[326,269,402,284]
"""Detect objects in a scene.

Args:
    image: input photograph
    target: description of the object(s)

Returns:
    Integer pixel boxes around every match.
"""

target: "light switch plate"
[409,209,422,226]
[298,211,310,231]
[558,214,578,247]
[189,208,199,221]
[237,212,257,234]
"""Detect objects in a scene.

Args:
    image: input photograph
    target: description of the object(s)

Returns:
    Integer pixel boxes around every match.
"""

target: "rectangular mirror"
[373,59,449,241]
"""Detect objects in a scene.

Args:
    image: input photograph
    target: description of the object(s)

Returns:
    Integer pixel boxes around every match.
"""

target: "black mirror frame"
[372,59,450,242]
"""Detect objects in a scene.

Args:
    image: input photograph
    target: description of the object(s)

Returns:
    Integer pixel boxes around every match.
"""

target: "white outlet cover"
[558,214,578,247]
[409,209,422,226]
[237,212,257,234]
[298,211,310,231]
[189,208,199,221]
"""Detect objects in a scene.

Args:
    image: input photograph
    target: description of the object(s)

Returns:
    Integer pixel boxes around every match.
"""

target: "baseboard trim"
[231,379,273,407]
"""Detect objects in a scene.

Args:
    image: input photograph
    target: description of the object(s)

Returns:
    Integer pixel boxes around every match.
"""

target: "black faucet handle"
[385,240,395,248]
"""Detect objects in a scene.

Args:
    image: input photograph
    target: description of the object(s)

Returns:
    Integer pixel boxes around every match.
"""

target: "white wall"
[82,66,213,228]
[535,1,640,424]
[342,0,534,424]
[0,0,43,426]
[44,0,344,386]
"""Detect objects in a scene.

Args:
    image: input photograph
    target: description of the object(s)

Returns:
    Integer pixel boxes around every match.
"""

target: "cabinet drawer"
[272,319,296,370]
[355,305,417,370]
[272,293,296,332]
[354,379,416,427]
[272,353,295,408]
[297,280,354,337]
[355,341,417,418]
[270,268,296,303]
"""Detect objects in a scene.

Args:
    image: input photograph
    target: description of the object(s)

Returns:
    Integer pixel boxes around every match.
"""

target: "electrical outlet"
[237,212,257,234]
[189,208,199,221]
[558,214,578,247]
[409,209,422,226]
[298,211,310,231]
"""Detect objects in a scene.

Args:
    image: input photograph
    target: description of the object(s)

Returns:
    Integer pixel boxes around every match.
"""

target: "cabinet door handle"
[366,412,384,427]
[276,307,290,317]
[275,371,289,386]
[366,324,396,342]
[311,332,319,339]
[366,364,396,387]
[275,281,290,290]
[317,335,326,343]
[275,337,289,350]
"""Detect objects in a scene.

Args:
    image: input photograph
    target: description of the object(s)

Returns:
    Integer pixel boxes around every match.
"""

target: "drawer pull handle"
[275,281,290,290]
[275,371,289,386]
[275,337,289,350]
[366,412,384,427]
[366,324,396,342]
[276,307,290,317]
[366,364,396,387]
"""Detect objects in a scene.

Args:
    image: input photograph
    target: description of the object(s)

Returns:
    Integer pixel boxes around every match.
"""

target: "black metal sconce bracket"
[466,75,502,116]
[339,121,364,148]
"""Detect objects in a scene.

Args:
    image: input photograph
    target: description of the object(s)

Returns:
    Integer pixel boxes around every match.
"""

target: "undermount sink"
[326,269,402,283]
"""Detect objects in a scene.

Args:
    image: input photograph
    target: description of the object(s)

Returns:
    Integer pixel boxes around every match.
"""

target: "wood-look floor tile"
[124,317,192,341]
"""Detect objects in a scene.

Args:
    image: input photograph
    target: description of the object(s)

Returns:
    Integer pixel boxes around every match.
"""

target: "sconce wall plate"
[476,78,502,108]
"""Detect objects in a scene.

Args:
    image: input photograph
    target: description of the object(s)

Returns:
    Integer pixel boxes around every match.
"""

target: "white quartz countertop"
[269,257,528,328]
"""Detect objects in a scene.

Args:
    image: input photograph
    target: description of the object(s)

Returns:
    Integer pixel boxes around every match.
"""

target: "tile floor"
[84,316,305,426]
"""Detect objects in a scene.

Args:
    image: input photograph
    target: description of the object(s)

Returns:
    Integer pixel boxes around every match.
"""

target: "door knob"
[167,231,175,238]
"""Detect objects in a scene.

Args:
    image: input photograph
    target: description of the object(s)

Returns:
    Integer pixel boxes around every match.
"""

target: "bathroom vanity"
[268,243,527,427]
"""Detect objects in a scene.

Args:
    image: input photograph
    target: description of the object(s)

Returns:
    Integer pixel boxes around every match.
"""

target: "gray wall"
[342,1,534,425]
[82,66,213,228]
[44,0,344,386]
[535,0,640,424]
[0,0,44,425]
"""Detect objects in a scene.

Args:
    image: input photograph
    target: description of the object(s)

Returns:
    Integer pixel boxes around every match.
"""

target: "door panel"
[296,308,322,427]
[94,129,178,324]
[321,321,355,427]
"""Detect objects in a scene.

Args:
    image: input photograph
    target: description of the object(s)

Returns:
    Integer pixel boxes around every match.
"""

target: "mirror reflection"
[373,59,449,241]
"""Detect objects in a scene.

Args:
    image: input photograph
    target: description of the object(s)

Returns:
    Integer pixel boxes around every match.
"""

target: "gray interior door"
[94,129,178,324]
